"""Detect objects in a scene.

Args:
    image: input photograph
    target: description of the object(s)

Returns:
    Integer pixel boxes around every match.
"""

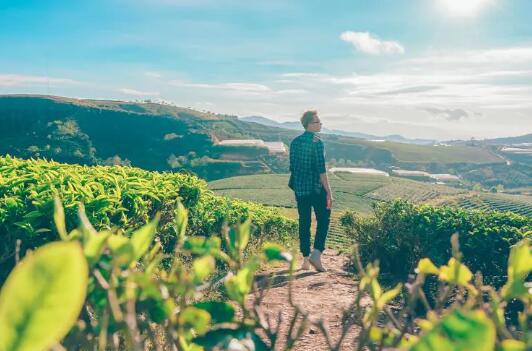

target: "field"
[209,172,532,249]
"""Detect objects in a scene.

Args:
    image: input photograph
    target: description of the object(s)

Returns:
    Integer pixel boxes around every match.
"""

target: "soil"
[249,251,370,351]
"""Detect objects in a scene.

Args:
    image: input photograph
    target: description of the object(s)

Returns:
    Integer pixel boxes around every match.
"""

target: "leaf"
[53,196,68,241]
[224,266,255,304]
[228,219,251,256]
[501,239,532,300]
[416,258,439,275]
[108,234,134,265]
[263,242,293,262]
[84,230,111,266]
[192,255,215,284]
[377,283,402,309]
[439,258,473,287]
[174,202,188,245]
[0,241,88,351]
[179,306,211,337]
[500,340,526,351]
[193,301,235,324]
[410,309,496,351]
[130,214,160,262]
[184,236,221,256]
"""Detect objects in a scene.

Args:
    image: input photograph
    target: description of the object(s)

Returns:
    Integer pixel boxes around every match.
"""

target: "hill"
[0,95,514,184]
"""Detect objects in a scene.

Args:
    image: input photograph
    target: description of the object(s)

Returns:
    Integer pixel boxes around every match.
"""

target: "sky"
[1,0,532,140]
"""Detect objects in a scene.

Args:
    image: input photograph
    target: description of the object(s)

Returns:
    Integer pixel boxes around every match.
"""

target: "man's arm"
[315,139,333,209]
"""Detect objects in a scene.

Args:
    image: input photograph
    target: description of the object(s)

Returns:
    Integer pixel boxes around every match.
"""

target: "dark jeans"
[295,189,331,257]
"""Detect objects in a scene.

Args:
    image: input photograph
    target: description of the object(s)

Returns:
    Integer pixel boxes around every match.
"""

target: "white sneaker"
[309,249,326,272]
[301,257,310,270]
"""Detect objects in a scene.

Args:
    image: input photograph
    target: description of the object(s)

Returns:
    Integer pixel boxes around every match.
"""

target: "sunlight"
[437,0,494,17]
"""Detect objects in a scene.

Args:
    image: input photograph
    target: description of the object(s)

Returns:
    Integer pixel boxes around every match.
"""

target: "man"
[288,110,332,272]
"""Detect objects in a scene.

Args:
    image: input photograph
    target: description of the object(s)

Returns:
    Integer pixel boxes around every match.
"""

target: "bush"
[340,200,531,283]
[0,156,296,281]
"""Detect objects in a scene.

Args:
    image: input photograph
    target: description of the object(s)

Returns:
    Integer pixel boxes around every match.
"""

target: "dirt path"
[251,251,367,351]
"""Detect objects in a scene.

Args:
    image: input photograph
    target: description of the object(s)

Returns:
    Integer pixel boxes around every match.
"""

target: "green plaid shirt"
[288,131,326,196]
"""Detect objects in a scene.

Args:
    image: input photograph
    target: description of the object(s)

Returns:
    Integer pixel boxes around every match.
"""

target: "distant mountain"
[482,134,532,145]
[241,116,436,145]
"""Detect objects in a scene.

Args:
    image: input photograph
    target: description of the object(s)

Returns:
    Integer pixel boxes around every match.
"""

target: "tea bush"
[0,156,296,281]
[0,200,529,350]
[340,200,531,283]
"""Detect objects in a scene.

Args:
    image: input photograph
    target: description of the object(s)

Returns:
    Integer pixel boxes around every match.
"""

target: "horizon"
[1,0,532,140]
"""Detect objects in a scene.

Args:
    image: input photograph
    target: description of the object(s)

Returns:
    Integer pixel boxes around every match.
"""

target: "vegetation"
[0,156,296,282]
[0,198,529,350]
[339,200,531,283]
[209,173,532,217]
[3,95,526,187]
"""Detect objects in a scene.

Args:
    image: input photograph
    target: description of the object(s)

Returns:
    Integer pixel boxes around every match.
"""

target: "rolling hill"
[0,95,521,184]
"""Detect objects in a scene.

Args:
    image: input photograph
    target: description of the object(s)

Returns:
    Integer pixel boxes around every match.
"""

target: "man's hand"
[326,191,333,209]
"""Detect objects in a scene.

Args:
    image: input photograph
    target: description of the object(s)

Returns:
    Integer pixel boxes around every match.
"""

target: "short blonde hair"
[300,110,317,128]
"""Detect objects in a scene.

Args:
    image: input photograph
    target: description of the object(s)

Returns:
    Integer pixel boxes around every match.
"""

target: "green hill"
[0,95,517,184]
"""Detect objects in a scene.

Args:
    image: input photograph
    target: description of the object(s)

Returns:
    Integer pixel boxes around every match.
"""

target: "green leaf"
[439,258,473,287]
[192,255,215,284]
[53,197,68,241]
[225,266,255,304]
[193,301,235,324]
[500,340,526,351]
[130,214,160,262]
[179,306,211,337]
[0,241,88,351]
[501,239,532,300]
[377,283,402,309]
[84,230,111,266]
[228,219,251,256]
[416,258,440,275]
[174,202,188,245]
[263,242,293,262]
[410,309,495,351]
[183,236,221,256]
[108,234,134,265]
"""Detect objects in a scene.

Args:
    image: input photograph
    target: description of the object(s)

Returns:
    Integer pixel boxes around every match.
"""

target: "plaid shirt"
[288,131,326,196]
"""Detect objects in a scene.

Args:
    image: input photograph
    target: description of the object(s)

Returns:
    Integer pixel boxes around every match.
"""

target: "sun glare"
[437,0,494,17]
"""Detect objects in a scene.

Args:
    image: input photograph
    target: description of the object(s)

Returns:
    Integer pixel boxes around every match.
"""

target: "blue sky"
[1,0,532,139]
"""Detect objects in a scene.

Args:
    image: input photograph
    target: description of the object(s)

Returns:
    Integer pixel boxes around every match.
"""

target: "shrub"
[0,156,296,281]
[340,200,531,283]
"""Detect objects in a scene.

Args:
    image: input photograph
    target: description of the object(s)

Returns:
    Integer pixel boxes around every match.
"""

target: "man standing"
[288,110,332,272]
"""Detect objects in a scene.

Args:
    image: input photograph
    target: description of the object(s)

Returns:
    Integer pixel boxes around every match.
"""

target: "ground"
[250,251,369,351]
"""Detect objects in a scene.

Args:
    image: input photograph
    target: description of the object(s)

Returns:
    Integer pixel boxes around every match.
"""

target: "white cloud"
[0,74,76,87]
[118,88,160,96]
[144,71,162,78]
[340,31,405,55]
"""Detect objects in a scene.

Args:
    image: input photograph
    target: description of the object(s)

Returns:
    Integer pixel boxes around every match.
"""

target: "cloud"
[118,88,160,96]
[0,74,76,87]
[340,31,405,55]
[376,85,441,95]
[421,107,471,121]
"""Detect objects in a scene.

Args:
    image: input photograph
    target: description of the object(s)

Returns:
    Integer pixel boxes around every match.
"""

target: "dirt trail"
[251,251,367,351]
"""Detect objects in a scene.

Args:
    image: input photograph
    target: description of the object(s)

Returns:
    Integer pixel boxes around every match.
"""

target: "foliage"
[340,200,531,283]
[0,156,296,281]
[1,197,530,350]
[0,241,88,351]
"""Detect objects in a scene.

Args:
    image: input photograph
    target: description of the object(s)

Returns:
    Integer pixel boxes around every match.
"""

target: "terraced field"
[209,172,532,215]
[209,173,532,249]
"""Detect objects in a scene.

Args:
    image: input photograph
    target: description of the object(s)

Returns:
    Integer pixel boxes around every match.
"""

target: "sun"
[437,0,494,17]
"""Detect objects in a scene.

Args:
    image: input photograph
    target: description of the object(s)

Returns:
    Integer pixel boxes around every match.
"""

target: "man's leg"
[312,189,331,253]
[296,194,312,257]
